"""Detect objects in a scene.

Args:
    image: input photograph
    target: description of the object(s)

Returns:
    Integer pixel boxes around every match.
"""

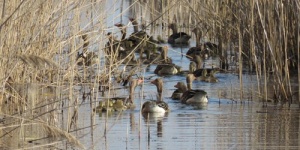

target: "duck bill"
[150,79,156,84]
[174,84,179,88]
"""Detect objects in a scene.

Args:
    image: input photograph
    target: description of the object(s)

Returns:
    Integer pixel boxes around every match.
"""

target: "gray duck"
[141,78,169,113]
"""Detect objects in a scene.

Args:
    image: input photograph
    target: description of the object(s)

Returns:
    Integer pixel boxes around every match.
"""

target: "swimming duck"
[128,18,151,45]
[203,69,219,83]
[128,18,159,60]
[180,74,208,104]
[105,30,136,65]
[186,27,208,59]
[95,78,143,112]
[168,23,191,45]
[154,63,181,76]
[171,81,188,100]
[141,78,169,113]
[114,23,128,40]
[143,46,172,64]
[204,42,218,56]
[114,23,135,50]
[190,55,219,79]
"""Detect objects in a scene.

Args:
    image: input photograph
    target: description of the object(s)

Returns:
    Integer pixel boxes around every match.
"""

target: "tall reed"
[0,0,299,149]
[137,0,299,105]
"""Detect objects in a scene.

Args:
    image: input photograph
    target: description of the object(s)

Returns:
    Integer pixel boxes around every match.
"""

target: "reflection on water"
[69,1,300,149]
[77,100,300,150]
[3,1,299,149]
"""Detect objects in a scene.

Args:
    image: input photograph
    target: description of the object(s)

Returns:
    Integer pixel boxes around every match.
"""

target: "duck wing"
[157,101,169,111]
[181,89,207,104]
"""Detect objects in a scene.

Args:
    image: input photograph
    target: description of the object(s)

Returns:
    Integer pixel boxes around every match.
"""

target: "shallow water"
[3,1,299,149]
[72,98,300,150]
[55,1,300,149]
[58,40,300,150]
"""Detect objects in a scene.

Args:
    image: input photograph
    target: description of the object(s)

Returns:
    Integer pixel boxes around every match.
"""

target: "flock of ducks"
[77,18,219,115]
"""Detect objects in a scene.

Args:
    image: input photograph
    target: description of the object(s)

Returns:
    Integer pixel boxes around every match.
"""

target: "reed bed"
[0,0,299,149]
[138,0,299,105]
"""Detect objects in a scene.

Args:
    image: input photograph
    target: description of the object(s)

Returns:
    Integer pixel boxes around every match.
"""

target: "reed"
[140,0,298,105]
[0,0,122,149]
[0,0,299,149]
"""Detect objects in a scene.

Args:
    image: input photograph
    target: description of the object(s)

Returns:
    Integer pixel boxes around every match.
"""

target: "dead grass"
[0,0,299,149]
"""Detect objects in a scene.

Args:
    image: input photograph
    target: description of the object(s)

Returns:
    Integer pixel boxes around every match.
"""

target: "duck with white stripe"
[142,78,169,113]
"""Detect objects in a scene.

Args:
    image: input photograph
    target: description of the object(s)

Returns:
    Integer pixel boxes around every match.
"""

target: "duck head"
[174,82,188,93]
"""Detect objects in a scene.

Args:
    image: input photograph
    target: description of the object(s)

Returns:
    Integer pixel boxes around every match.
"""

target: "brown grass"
[0,0,299,149]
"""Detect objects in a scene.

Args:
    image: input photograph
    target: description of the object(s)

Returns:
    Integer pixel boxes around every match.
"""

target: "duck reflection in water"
[142,112,168,140]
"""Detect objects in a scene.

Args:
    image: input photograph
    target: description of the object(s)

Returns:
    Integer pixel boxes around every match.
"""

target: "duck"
[95,78,143,112]
[141,78,169,113]
[114,23,128,41]
[154,63,181,76]
[168,23,191,45]
[193,67,219,83]
[180,74,208,104]
[190,55,219,78]
[76,34,99,66]
[128,18,159,60]
[105,30,136,65]
[76,51,99,66]
[114,23,137,64]
[204,42,218,56]
[203,69,219,83]
[193,68,216,77]
[143,46,172,64]
[114,23,135,50]
[177,61,197,76]
[171,81,187,100]
[128,18,151,45]
[186,27,209,59]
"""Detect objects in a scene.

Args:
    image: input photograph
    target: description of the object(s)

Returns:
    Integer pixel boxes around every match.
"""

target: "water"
[62,40,300,149]
[2,1,299,149]
[73,98,300,150]
[61,1,300,149]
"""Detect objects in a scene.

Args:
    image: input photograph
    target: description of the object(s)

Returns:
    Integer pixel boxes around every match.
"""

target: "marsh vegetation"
[0,0,299,149]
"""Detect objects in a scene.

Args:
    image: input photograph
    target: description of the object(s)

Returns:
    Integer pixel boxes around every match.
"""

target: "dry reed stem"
[0,0,300,149]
